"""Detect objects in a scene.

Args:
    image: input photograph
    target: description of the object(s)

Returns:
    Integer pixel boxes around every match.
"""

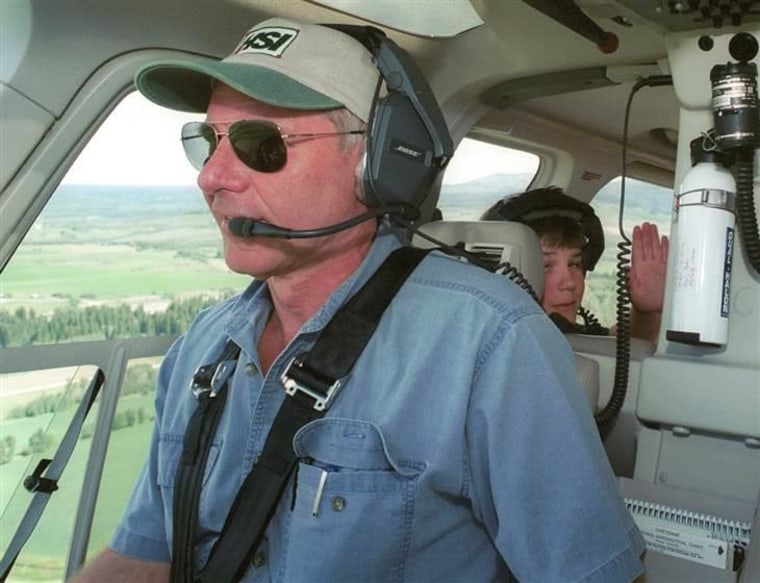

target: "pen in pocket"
[308,461,339,517]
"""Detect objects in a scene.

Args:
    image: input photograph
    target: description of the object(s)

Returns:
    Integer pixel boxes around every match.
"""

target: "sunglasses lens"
[181,122,216,170]
[229,121,287,173]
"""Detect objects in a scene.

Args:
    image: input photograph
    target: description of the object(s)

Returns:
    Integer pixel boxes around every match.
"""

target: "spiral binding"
[625,497,752,548]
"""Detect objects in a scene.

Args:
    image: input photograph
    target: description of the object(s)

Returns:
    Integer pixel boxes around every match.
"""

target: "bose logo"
[235,26,299,57]
[390,139,424,161]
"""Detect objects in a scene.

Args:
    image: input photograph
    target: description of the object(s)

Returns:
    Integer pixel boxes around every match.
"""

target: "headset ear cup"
[580,214,604,271]
[364,93,437,207]
[362,127,379,206]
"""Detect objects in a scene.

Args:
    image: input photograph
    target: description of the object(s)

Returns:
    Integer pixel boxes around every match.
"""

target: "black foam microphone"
[228,206,419,239]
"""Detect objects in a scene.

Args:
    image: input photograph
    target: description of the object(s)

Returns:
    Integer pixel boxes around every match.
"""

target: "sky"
[62,91,537,186]
[63,92,203,186]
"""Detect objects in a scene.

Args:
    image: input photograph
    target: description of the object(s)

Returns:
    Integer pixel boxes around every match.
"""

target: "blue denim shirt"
[112,225,645,582]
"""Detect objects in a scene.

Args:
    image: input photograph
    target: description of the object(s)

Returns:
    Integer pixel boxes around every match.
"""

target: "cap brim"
[135,58,344,113]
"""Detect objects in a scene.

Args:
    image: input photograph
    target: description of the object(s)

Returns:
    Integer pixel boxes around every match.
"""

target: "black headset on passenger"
[480,187,605,272]
[325,24,454,210]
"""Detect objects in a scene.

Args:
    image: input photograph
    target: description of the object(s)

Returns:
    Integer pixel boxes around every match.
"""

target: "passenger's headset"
[481,188,605,271]
[325,25,454,210]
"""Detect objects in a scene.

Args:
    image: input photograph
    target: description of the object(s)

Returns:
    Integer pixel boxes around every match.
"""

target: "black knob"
[729,32,759,62]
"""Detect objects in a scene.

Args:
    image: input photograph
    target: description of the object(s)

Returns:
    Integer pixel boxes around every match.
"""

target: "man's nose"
[197,137,245,191]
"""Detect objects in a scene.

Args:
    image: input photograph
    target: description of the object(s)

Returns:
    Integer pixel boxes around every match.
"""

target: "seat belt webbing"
[171,339,241,582]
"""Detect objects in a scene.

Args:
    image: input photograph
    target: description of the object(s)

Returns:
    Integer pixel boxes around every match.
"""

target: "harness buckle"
[280,357,342,412]
[191,357,237,399]
[24,458,58,494]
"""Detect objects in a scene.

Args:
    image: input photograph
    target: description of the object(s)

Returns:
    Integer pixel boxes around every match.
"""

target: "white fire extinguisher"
[667,137,737,347]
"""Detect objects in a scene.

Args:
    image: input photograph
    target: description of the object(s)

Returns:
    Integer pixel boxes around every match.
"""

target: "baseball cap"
[134,18,380,122]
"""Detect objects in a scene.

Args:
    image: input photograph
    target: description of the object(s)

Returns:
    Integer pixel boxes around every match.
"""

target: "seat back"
[412,220,544,298]
[574,353,600,411]
[413,220,601,411]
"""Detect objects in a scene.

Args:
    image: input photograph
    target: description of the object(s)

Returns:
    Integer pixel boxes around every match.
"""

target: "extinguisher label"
[721,227,735,318]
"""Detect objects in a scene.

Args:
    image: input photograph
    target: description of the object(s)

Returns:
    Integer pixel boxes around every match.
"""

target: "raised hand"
[630,222,669,314]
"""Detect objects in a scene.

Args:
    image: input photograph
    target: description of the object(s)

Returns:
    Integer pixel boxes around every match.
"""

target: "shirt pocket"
[282,418,424,582]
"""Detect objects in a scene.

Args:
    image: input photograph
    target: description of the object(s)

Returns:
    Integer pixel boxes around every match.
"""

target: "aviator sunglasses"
[181,120,364,173]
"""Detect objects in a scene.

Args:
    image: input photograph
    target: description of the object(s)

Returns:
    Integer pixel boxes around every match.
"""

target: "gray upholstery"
[575,353,600,410]
[413,220,601,410]
[413,220,544,298]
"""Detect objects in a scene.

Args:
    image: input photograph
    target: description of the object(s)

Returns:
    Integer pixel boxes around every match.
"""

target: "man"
[73,19,645,582]
[482,187,669,341]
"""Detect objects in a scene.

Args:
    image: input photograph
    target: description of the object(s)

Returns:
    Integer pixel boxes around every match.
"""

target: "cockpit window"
[0,91,249,349]
[585,176,673,325]
[0,91,250,577]
[438,138,540,220]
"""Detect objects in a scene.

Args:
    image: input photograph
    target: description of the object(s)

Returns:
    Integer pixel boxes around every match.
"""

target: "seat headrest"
[412,220,544,298]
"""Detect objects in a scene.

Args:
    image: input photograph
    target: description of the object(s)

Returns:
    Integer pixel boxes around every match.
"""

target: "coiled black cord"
[733,148,760,274]
[548,308,609,335]
[494,261,540,303]
[594,238,632,433]
[578,306,610,336]
[594,74,672,435]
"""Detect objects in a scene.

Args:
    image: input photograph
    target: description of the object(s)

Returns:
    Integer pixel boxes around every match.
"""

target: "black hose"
[732,149,760,274]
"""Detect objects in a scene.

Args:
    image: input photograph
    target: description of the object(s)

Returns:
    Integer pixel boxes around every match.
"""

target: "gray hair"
[325,108,366,152]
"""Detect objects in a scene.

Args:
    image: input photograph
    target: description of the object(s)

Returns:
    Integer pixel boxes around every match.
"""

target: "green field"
[1,392,155,581]
[0,185,251,316]
[1,243,246,308]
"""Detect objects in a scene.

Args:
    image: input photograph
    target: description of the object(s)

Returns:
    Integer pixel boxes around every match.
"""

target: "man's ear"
[353,150,369,204]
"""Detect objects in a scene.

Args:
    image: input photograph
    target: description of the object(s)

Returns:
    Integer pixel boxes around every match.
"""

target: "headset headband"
[481,188,605,271]
[324,24,454,209]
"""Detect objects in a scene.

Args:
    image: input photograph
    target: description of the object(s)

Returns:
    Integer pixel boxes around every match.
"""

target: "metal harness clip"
[191,357,238,399]
[280,356,342,412]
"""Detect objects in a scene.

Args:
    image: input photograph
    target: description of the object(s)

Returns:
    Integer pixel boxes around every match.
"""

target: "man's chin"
[224,251,266,278]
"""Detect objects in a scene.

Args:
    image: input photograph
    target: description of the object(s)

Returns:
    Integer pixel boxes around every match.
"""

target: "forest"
[0,293,230,348]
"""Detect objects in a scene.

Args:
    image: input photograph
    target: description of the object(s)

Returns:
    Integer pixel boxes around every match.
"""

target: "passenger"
[72,19,644,582]
[482,187,668,342]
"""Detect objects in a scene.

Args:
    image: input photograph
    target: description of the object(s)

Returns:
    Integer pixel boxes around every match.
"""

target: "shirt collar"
[223,222,405,342]
[300,222,405,334]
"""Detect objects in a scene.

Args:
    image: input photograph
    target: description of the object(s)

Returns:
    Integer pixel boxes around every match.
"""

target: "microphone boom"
[228,206,418,238]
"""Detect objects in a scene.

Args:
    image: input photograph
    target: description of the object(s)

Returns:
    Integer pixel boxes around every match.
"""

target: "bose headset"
[325,24,454,211]
[480,187,605,272]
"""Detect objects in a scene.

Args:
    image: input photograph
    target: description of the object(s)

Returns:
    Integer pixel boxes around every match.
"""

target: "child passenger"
[482,187,669,342]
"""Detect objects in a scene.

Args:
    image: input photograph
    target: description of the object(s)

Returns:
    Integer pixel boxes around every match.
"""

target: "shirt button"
[252,551,266,567]
[331,496,346,512]
[244,361,258,376]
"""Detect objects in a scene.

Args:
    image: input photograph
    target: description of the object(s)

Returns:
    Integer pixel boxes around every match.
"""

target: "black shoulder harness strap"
[171,246,430,583]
